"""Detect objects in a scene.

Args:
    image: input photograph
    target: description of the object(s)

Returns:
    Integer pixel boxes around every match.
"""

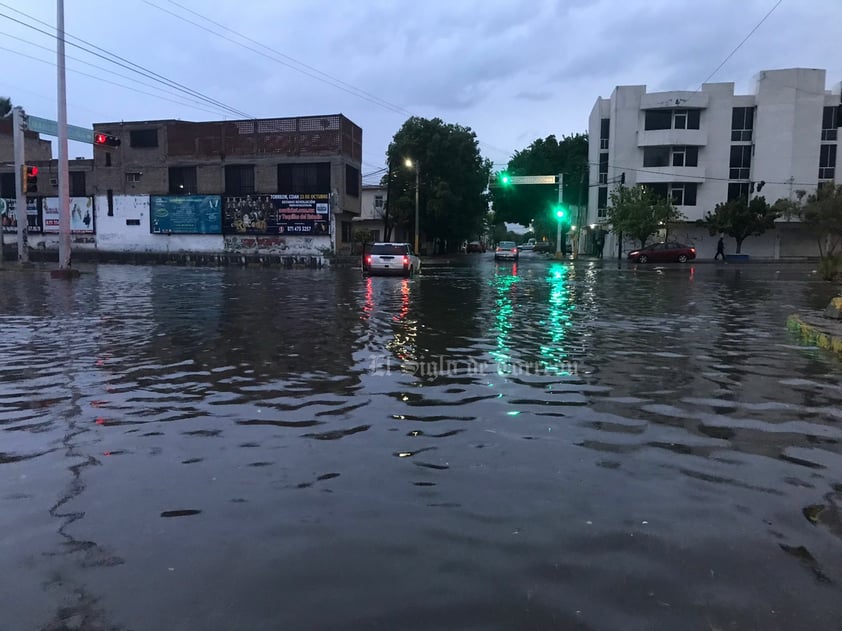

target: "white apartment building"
[587,68,841,259]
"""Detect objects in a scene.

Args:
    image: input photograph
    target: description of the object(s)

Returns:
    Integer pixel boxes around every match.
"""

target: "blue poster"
[150,195,222,234]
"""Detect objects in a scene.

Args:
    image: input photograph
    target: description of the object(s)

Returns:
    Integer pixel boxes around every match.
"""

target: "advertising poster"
[222,195,278,235]
[43,197,94,233]
[275,193,330,236]
[0,198,41,233]
[150,195,222,234]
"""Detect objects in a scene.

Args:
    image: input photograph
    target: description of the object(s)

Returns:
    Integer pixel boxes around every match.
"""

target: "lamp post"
[405,158,420,255]
[555,208,564,259]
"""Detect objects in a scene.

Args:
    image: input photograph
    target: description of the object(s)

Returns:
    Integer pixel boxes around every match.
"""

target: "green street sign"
[26,115,94,144]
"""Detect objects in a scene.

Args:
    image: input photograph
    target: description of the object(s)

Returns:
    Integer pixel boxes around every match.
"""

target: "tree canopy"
[0,97,12,119]
[786,184,842,279]
[607,184,684,247]
[490,133,588,240]
[383,116,492,251]
[699,196,779,253]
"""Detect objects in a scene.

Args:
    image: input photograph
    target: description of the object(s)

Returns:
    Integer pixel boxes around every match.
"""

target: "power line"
[698,0,784,88]
[0,31,239,117]
[140,0,516,160]
[0,3,253,119]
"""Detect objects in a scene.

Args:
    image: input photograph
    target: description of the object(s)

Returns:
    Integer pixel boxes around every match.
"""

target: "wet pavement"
[1,256,841,631]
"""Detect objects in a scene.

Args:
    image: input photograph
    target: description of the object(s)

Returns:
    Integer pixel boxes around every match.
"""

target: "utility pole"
[413,161,420,255]
[12,106,28,264]
[56,0,71,270]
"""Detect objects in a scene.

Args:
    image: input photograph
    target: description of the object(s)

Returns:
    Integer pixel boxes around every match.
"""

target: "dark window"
[371,244,409,255]
[671,183,697,206]
[277,162,331,194]
[646,183,669,201]
[727,182,750,201]
[107,189,114,216]
[819,144,836,180]
[105,152,112,167]
[0,172,14,198]
[729,145,751,179]
[345,165,360,197]
[169,166,198,195]
[674,110,687,129]
[69,171,86,197]
[341,221,352,242]
[687,110,700,129]
[126,219,141,226]
[597,186,607,216]
[643,146,670,167]
[598,152,608,183]
[822,106,838,141]
[225,165,255,195]
[645,110,672,130]
[731,107,754,141]
[600,118,610,139]
[670,146,698,167]
[129,129,158,148]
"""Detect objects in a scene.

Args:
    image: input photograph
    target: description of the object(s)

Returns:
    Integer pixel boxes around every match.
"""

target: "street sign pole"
[555,174,564,259]
[12,107,28,264]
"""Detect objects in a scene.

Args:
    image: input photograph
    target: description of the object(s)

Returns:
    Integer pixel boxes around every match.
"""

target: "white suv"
[364,243,421,276]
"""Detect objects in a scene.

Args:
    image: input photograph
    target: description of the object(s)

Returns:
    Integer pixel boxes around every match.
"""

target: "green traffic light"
[555,205,565,220]
[500,172,511,186]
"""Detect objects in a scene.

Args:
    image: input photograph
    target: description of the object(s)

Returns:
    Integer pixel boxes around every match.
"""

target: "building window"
[129,129,158,148]
[277,162,331,194]
[598,152,608,184]
[727,182,750,201]
[729,145,751,179]
[107,189,114,216]
[341,221,352,243]
[643,146,670,167]
[374,195,384,209]
[731,107,754,141]
[597,186,607,217]
[69,171,86,196]
[674,109,700,130]
[105,152,112,167]
[169,166,198,194]
[671,183,697,206]
[645,183,669,201]
[600,118,610,149]
[645,110,672,130]
[672,145,698,167]
[225,165,255,195]
[819,144,836,180]
[345,165,360,197]
[821,106,838,142]
[126,172,142,184]
[0,172,14,198]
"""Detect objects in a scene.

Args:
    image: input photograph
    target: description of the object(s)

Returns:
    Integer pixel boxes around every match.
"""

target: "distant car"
[495,240,519,261]
[364,242,421,276]
[628,241,696,263]
[467,241,484,253]
[518,238,536,251]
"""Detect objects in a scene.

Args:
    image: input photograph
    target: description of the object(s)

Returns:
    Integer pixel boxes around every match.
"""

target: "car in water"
[467,241,485,253]
[364,242,421,276]
[518,238,536,251]
[628,241,696,263]
[494,240,519,261]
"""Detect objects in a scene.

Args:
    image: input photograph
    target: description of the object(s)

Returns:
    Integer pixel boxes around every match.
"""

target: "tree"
[384,117,492,253]
[699,195,779,254]
[0,97,11,119]
[607,184,683,248]
[794,184,842,280]
[490,133,588,238]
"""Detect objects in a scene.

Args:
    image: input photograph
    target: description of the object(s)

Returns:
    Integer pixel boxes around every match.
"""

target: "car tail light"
[403,256,409,265]
[690,248,696,253]
[366,255,372,264]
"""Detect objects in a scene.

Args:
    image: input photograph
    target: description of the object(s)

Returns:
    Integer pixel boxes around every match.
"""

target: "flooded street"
[1,257,841,631]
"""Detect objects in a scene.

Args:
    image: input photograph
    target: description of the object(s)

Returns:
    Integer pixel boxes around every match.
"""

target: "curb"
[786,314,842,355]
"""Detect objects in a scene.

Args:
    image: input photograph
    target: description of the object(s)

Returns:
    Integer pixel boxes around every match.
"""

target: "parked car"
[628,241,696,263]
[495,240,519,261]
[518,238,536,251]
[364,243,421,276]
[467,241,485,253]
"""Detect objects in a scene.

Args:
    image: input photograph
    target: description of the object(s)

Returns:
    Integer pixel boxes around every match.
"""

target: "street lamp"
[555,205,566,259]
[405,158,420,255]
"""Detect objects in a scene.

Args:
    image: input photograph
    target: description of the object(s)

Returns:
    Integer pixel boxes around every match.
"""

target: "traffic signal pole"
[56,0,72,271]
[12,106,28,264]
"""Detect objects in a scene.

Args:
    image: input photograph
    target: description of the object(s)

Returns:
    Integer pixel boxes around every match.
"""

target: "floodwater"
[1,257,841,631]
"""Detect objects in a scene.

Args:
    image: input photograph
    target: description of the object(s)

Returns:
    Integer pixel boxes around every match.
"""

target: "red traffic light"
[27,166,38,176]
[94,132,120,147]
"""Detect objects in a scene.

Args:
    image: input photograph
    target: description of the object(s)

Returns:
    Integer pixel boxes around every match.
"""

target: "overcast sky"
[1,0,840,181]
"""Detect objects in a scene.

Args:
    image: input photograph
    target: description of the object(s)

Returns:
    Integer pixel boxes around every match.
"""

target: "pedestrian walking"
[715,237,725,261]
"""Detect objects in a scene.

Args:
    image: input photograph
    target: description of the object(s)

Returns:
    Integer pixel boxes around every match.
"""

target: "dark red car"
[628,241,696,263]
